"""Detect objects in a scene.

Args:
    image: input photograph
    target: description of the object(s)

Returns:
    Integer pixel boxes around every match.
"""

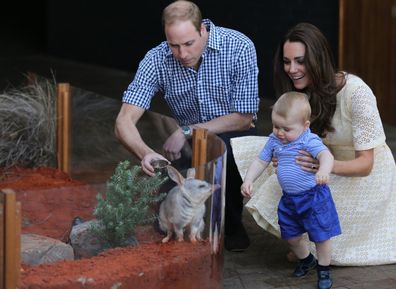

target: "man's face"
[165,20,207,69]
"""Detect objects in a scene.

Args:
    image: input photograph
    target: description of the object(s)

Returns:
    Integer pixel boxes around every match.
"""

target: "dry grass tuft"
[0,77,57,168]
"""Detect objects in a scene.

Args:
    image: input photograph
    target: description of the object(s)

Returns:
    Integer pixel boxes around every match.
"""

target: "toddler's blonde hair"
[272,91,311,123]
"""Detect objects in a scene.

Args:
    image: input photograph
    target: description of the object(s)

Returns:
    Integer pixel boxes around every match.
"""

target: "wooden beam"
[0,193,4,288]
[57,83,71,174]
[192,128,208,180]
[2,189,21,289]
[15,202,21,289]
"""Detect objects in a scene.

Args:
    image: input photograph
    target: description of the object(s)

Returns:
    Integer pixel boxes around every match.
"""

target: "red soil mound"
[0,166,222,289]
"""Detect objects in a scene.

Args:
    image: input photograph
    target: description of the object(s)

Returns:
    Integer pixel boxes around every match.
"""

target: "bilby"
[159,166,215,243]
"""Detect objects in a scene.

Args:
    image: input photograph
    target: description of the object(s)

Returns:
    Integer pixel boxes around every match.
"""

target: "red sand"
[1,166,222,289]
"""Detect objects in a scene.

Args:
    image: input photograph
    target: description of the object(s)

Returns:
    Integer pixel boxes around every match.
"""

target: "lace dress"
[231,74,396,265]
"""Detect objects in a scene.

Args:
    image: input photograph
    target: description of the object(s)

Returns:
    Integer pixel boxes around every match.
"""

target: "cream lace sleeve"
[349,80,386,150]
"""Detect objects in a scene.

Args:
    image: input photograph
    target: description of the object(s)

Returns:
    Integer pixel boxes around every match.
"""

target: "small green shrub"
[92,160,167,248]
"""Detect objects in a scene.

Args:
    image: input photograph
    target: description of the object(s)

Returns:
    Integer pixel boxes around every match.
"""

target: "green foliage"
[92,160,167,248]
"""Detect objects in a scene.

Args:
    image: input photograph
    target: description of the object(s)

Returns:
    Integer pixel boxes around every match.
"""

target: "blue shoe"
[317,270,332,289]
[293,257,317,277]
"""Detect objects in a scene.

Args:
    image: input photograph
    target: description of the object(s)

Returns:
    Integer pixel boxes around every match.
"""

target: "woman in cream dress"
[231,23,396,266]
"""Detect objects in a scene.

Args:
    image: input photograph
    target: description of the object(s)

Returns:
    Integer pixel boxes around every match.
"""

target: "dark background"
[1,0,339,99]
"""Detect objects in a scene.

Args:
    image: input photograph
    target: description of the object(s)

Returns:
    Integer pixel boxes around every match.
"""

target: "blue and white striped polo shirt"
[122,19,259,126]
[259,129,329,194]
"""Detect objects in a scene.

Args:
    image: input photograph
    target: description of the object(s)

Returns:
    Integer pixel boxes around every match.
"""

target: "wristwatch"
[181,125,192,139]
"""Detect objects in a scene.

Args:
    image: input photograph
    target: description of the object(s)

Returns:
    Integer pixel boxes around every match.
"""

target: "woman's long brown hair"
[273,22,342,137]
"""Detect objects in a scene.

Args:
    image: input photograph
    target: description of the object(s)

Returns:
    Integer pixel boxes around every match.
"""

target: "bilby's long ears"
[167,165,185,186]
[186,168,196,179]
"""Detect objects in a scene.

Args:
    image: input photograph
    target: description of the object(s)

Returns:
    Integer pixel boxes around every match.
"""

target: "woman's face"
[283,41,311,90]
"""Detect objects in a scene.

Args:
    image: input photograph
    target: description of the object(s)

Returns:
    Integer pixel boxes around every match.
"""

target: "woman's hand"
[240,182,253,198]
[271,156,278,168]
[295,150,319,172]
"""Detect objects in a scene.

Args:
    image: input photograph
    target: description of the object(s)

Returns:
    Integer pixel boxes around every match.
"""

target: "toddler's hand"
[240,182,253,198]
[316,171,330,184]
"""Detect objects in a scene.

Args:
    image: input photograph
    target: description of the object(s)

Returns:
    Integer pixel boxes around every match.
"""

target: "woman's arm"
[296,149,374,177]
[332,149,373,177]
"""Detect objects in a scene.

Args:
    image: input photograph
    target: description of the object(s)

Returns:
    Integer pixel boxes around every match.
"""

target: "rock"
[22,234,74,265]
[69,219,105,258]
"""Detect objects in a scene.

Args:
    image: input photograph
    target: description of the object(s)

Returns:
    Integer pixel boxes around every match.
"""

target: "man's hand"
[141,152,169,176]
[162,128,187,161]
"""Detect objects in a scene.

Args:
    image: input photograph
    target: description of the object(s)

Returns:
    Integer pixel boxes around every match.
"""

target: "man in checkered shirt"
[115,0,259,251]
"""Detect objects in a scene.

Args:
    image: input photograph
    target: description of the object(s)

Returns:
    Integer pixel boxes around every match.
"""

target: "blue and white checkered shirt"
[122,19,259,126]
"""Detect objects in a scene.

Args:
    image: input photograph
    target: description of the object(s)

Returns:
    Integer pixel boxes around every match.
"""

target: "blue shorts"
[278,184,341,243]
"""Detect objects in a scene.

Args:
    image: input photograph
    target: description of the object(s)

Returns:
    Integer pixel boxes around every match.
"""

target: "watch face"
[182,126,192,136]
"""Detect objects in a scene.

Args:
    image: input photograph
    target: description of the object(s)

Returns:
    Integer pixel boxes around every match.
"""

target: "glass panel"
[1,81,225,289]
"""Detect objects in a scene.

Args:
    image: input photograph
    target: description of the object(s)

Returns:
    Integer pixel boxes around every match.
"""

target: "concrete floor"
[2,53,396,289]
[224,211,396,289]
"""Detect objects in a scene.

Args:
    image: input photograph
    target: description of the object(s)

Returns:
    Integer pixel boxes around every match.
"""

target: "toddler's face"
[272,112,309,144]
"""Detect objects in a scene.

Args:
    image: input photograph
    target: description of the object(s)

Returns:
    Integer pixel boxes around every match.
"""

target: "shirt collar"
[270,128,312,145]
[203,19,221,51]
[293,128,312,144]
